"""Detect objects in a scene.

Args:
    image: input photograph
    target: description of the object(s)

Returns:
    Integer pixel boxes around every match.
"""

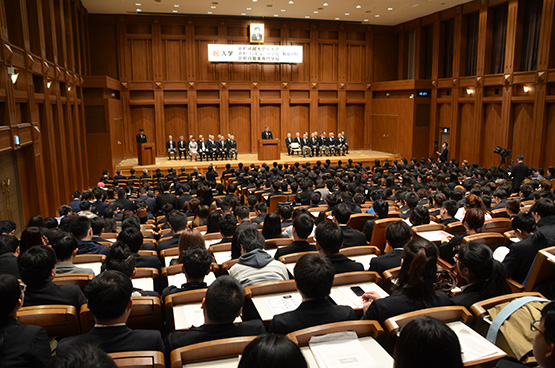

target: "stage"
[115,149,401,176]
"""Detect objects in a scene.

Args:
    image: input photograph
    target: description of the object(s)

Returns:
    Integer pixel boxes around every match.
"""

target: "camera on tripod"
[493,146,512,166]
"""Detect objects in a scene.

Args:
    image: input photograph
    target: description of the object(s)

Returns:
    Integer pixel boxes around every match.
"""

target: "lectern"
[258,139,280,161]
[138,143,155,165]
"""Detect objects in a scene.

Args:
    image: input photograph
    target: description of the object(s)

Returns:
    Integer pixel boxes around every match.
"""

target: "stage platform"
[115,149,401,175]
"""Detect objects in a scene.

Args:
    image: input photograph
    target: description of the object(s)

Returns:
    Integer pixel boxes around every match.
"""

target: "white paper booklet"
[308,331,381,368]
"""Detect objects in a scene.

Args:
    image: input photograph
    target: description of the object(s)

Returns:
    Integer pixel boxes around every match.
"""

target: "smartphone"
[350,286,365,297]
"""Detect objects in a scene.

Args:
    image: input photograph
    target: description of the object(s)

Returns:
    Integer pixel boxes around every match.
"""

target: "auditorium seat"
[160,248,179,268]
[17,304,81,338]
[369,218,403,252]
[268,195,288,214]
[346,213,376,232]
[138,249,158,257]
[132,267,159,291]
[491,208,509,218]
[483,218,513,234]
[108,351,165,368]
[243,279,298,321]
[412,223,446,234]
[164,288,208,331]
[446,221,466,235]
[383,305,472,336]
[462,233,507,251]
[287,320,383,346]
[522,245,555,292]
[220,259,239,275]
[170,336,256,368]
[264,238,294,249]
[53,273,94,292]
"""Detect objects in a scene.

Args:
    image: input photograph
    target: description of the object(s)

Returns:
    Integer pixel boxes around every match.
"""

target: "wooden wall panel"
[229,105,251,153]
[290,42,310,82]
[373,32,399,81]
[511,103,535,161]
[164,106,188,141]
[162,39,186,81]
[287,104,310,137]
[316,104,338,134]
[482,103,503,167]
[319,44,338,81]
[345,104,364,150]
[458,103,475,162]
[197,105,220,138]
[347,45,366,83]
[129,39,153,81]
[259,105,281,139]
[543,103,555,168]
[438,104,453,128]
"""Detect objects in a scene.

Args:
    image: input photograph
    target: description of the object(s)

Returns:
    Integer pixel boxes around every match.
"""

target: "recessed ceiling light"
[314,10,318,13]
[172,10,178,13]
[345,12,350,15]
[323,2,328,6]
[253,0,258,2]
[241,12,246,15]
[135,2,141,6]
[335,17,340,20]
[274,14,278,16]
[364,19,369,22]
[388,7,393,11]
[289,0,294,3]
[174,4,179,7]
[281,9,286,12]
[207,11,213,14]
[356,5,361,9]
[211,5,216,8]
[246,7,252,10]
[136,8,142,12]
[375,14,380,17]
[305,15,310,18]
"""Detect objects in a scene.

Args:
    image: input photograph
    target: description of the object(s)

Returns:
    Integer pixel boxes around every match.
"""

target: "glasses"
[19,283,26,294]
[531,320,544,336]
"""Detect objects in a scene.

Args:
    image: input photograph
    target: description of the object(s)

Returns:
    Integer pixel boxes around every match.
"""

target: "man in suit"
[320,132,330,156]
[162,247,212,299]
[166,276,265,352]
[0,234,20,278]
[227,134,238,160]
[57,270,164,354]
[52,232,95,276]
[274,214,316,259]
[332,203,367,247]
[369,221,412,274]
[70,216,110,255]
[438,200,459,226]
[117,227,161,270]
[511,155,530,193]
[251,203,267,225]
[315,221,363,274]
[197,135,208,161]
[158,210,189,251]
[177,135,187,160]
[338,131,348,155]
[155,180,178,214]
[490,188,509,210]
[235,206,262,232]
[114,188,135,211]
[262,126,273,140]
[269,253,356,335]
[18,245,87,310]
[328,132,339,156]
[136,128,147,144]
[166,135,177,160]
[285,133,293,155]
[301,132,312,157]
[437,142,449,163]
[67,190,82,213]
[206,134,217,160]
[310,131,320,157]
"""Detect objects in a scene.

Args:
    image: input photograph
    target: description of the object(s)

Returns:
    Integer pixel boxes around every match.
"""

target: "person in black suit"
[67,190,82,213]
[490,188,508,210]
[166,135,177,160]
[118,228,161,270]
[0,235,20,278]
[369,221,412,274]
[235,206,262,232]
[177,135,187,160]
[0,274,51,368]
[274,214,316,260]
[70,216,110,256]
[227,134,238,160]
[437,199,459,226]
[269,253,356,335]
[162,247,212,299]
[285,133,293,155]
[18,245,87,310]
[315,221,363,274]
[136,128,147,144]
[436,142,449,162]
[261,126,273,140]
[57,270,164,354]
[114,188,135,211]
[49,345,119,368]
[155,180,178,214]
[332,203,367,247]
[166,276,265,353]
[301,132,312,157]
[511,155,530,193]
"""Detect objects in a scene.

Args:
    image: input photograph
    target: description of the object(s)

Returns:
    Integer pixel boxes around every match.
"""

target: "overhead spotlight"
[323,2,328,6]
[47,81,52,89]
[246,7,252,10]
[335,17,340,20]
[135,3,141,6]
[136,8,142,12]
[289,0,294,3]
[241,12,246,15]
[375,14,380,17]
[523,85,532,93]
[68,86,72,92]
[207,11,212,14]
[363,19,369,22]
[466,88,475,95]
[211,5,216,8]
[7,66,18,84]
[305,15,310,18]
[172,10,178,13]
[314,10,318,13]
[356,5,361,8]
[174,4,179,7]
[345,12,350,15]
[388,7,393,11]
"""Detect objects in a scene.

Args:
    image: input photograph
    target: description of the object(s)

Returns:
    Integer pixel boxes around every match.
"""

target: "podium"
[138,143,155,165]
[258,139,280,161]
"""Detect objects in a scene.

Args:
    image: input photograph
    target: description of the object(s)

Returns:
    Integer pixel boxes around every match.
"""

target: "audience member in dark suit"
[451,242,510,309]
[18,245,86,310]
[261,126,273,140]
[315,221,363,274]
[362,199,389,242]
[438,199,459,225]
[269,253,356,334]
[166,276,265,353]
[0,235,20,278]
[113,188,135,211]
[511,155,530,193]
[70,216,110,255]
[213,214,237,245]
[362,238,452,325]
[118,227,161,270]
[166,135,177,160]
[155,181,178,214]
[333,203,367,247]
[162,247,212,299]
[235,205,262,232]
[399,191,419,220]
[158,211,189,251]
[251,203,267,225]
[67,190,82,213]
[58,270,164,354]
[490,188,509,211]
[52,232,95,275]
[369,221,412,274]
[91,187,108,215]
[274,214,316,260]
[0,274,51,368]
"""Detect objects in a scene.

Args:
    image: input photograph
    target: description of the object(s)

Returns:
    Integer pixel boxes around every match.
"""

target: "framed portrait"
[250,23,264,43]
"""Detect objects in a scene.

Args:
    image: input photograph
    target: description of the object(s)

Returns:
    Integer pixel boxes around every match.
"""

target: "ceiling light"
[174,4,179,7]
[47,81,52,89]
[375,14,380,17]
[523,85,532,93]
[241,12,246,15]
[207,11,212,14]
[466,88,475,95]
[246,7,251,10]
[211,6,216,8]
[388,7,393,11]
[305,15,310,18]
[281,9,286,12]
[356,5,361,8]
[68,86,72,92]
[253,0,258,2]
[314,10,318,13]
[323,2,328,6]
[7,67,18,84]
[345,12,350,15]
[289,0,294,3]
[274,14,278,16]
[135,2,141,6]
[335,17,340,20]
[172,10,178,13]
[363,19,369,22]
[136,8,142,12]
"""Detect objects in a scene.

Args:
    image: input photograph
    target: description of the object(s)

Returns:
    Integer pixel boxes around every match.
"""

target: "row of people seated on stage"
[165,133,238,161]
[284,130,349,157]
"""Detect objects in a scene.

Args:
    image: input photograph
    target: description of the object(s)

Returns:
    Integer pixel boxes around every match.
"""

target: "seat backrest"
[339,245,381,257]
[203,232,223,241]
[370,218,402,252]
[243,279,297,298]
[221,259,239,275]
[469,292,545,322]
[287,320,384,346]
[265,238,295,249]
[462,232,507,251]
[52,273,94,292]
[161,264,183,278]
[159,228,172,236]
[524,246,555,292]
[138,249,157,257]
[332,271,382,286]
[17,304,80,337]
[412,223,446,234]
[278,251,318,264]
[269,195,288,213]
[446,221,466,235]
[346,214,375,232]
[483,218,512,234]
[170,336,256,368]
[384,306,472,335]
[491,208,509,218]
[133,267,159,279]
[108,351,165,368]
[74,254,106,264]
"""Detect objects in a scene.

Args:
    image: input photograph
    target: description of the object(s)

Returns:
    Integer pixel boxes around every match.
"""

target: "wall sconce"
[7,66,19,84]
[68,86,72,92]
[46,81,52,89]
[523,85,532,94]
[466,88,475,96]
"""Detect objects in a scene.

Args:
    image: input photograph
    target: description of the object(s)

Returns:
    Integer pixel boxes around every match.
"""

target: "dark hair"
[332,203,352,224]
[293,214,314,239]
[458,242,510,300]
[206,211,222,234]
[104,242,136,277]
[530,198,555,218]
[462,207,485,232]
[503,198,520,215]
[51,232,79,261]
[0,274,22,350]
[511,212,536,233]
[541,302,555,344]
[219,214,237,237]
[262,212,283,239]
[404,192,419,209]
[278,204,293,220]
[442,200,458,218]
[315,221,343,254]
[85,270,132,322]
[394,317,463,368]
[47,344,118,368]
[397,238,439,305]
[19,227,44,254]
[464,194,488,212]
[0,234,19,255]
[18,245,57,287]
[90,217,105,235]
[168,210,188,232]
[205,276,244,323]
[385,221,412,249]
[238,334,307,368]
[70,216,91,240]
[234,206,250,221]
[0,220,17,235]
[255,202,267,213]
[182,247,213,281]
[117,227,144,253]
[121,217,140,232]
[238,228,265,252]
[27,215,44,228]
[294,254,334,299]
[373,199,389,218]
[409,205,430,226]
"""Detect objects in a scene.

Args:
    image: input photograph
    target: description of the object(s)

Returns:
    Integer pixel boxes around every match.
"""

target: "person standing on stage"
[262,126,273,140]
[166,135,177,160]
[136,129,147,144]
[177,136,187,160]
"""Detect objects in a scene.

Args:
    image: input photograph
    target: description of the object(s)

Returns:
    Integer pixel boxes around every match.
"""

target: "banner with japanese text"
[207,44,303,63]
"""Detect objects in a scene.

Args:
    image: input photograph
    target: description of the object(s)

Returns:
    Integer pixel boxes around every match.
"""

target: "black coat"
[0,318,51,368]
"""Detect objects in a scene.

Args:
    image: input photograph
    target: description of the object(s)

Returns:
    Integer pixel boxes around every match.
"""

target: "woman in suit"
[361,238,452,324]
[188,137,198,162]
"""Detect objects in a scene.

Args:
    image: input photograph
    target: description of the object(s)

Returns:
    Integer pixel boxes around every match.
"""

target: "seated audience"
[48,344,118,368]
[52,232,95,275]
[269,253,356,334]
[363,199,389,242]
[332,203,367,247]
[274,214,316,259]
[362,238,452,324]
[252,203,267,225]
[215,213,237,244]
[157,210,188,251]
[235,205,262,231]
[369,221,412,274]
[70,216,109,255]
[176,228,206,264]
[229,228,289,287]
[162,247,212,299]
[0,274,51,368]
[440,207,486,265]
[438,199,459,225]
[408,205,431,226]
[0,235,20,278]
[315,221,363,274]
[19,226,48,253]
[57,270,164,354]
[238,334,308,368]
[18,245,86,310]
[117,227,161,270]
[262,212,284,239]
[165,276,265,351]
